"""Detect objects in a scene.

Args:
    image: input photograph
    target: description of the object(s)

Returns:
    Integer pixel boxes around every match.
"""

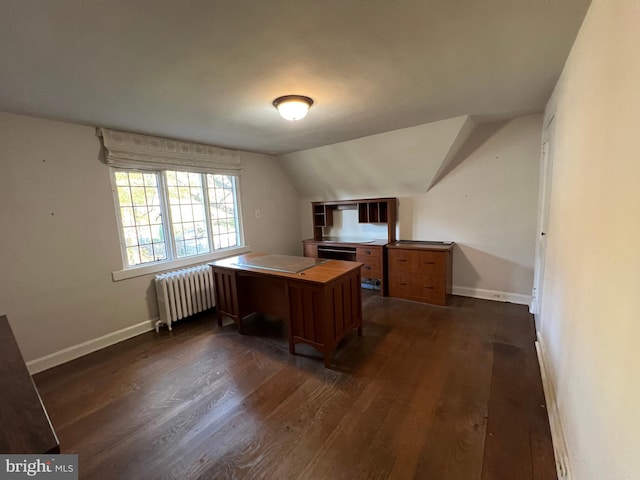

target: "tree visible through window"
[113,169,242,268]
[207,174,239,250]
[166,171,209,258]
[115,171,167,265]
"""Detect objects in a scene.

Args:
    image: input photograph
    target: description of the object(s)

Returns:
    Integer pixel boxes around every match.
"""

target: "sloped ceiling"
[280,115,478,199]
[0,0,590,154]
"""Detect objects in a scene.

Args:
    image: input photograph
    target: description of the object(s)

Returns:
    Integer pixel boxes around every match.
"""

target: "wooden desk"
[210,253,363,367]
[0,315,60,454]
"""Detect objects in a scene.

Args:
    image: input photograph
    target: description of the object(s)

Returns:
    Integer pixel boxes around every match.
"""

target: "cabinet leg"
[358,325,363,336]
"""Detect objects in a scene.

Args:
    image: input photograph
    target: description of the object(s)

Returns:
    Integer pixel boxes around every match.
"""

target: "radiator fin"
[155,264,215,331]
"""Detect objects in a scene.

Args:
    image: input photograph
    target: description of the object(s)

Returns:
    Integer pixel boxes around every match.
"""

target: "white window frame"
[98,127,248,281]
[109,168,249,281]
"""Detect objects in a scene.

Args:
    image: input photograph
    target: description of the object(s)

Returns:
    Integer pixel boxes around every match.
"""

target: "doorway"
[532,115,555,332]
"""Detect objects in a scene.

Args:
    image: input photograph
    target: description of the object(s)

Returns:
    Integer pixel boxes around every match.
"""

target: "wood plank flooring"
[34,292,556,480]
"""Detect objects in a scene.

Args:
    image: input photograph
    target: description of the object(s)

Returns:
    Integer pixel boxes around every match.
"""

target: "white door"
[532,115,555,331]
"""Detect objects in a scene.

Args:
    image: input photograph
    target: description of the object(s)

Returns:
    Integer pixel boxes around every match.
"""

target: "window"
[113,169,242,268]
[165,171,209,259]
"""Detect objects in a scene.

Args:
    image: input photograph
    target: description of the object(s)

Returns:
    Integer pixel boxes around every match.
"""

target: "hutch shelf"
[303,198,397,296]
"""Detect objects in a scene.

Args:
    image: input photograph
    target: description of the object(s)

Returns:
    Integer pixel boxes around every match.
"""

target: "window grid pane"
[166,171,210,258]
[115,170,167,266]
[114,169,242,269]
[207,174,239,250]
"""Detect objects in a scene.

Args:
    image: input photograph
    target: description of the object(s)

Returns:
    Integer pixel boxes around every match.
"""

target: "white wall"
[408,115,541,297]
[285,114,542,300]
[539,1,640,479]
[238,151,301,256]
[280,115,470,199]
[0,112,300,368]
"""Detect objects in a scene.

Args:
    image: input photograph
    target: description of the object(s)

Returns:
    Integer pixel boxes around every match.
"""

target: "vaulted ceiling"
[0,0,590,154]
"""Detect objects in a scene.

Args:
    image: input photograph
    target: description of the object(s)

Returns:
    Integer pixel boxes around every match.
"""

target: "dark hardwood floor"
[34,291,556,480]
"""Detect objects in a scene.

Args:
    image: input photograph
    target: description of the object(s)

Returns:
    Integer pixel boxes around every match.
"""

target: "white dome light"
[273,95,314,121]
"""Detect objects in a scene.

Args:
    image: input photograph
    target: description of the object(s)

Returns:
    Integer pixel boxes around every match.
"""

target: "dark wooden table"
[0,315,60,454]
[210,253,363,367]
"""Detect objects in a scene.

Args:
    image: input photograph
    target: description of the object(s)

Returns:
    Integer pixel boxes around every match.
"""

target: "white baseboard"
[26,318,158,375]
[536,336,572,480]
[452,285,531,305]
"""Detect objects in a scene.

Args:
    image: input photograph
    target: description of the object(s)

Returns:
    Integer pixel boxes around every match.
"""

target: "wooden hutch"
[303,197,454,306]
[302,198,397,296]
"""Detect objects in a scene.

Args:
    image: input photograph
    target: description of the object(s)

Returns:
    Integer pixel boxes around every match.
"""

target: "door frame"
[531,114,555,330]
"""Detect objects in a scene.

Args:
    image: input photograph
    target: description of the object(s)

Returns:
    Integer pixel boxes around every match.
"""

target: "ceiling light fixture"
[272,95,314,121]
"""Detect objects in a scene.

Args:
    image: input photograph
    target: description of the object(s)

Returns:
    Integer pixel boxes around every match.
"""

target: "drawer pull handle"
[365,265,371,270]
[425,286,435,290]
[397,259,407,262]
[425,261,435,265]
[364,250,371,255]
[400,282,407,286]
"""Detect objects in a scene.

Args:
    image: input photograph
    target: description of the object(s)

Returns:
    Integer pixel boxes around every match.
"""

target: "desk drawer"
[356,246,382,258]
[358,256,382,279]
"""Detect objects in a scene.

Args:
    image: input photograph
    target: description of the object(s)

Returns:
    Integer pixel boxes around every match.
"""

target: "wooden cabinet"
[304,197,397,296]
[303,242,318,258]
[387,242,453,306]
[303,239,388,295]
[310,198,397,242]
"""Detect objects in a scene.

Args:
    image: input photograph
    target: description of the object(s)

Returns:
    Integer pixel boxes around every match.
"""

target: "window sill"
[111,245,251,281]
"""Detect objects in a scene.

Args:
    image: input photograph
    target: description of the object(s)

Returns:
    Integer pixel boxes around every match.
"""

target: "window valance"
[98,128,242,175]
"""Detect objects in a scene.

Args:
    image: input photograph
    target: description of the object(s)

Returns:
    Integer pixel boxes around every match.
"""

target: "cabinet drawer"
[419,275,446,304]
[387,249,412,272]
[388,271,415,298]
[356,246,382,258]
[358,256,382,279]
[388,272,446,305]
[388,249,446,275]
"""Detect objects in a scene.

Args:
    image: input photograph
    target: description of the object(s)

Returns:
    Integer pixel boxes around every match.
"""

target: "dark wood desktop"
[0,315,60,454]
[210,253,363,367]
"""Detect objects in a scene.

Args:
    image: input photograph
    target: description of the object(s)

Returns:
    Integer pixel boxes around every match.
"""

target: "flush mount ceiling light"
[272,95,314,121]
